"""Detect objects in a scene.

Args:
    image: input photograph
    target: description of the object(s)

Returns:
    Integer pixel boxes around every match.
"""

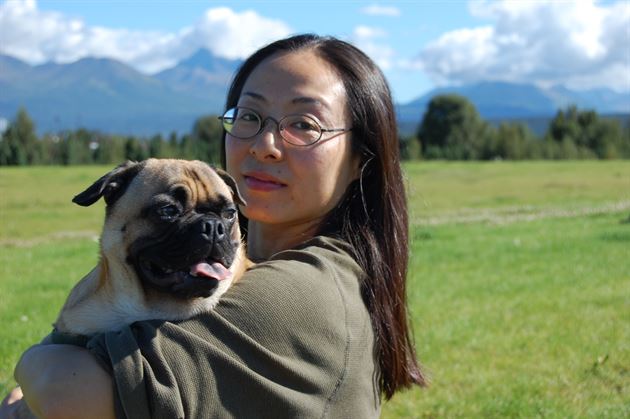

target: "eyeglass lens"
[222,107,322,146]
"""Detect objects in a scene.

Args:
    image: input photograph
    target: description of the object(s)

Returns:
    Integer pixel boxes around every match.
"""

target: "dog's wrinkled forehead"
[116,160,233,215]
[147,160,228,201]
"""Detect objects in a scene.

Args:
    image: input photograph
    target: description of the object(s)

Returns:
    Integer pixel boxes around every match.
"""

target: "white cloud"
[350,25,395,70]
[182,7,292,61]
[0,0,292,74]
[354,25,387,39]
[360,4,401,17]
[413,0,630,92]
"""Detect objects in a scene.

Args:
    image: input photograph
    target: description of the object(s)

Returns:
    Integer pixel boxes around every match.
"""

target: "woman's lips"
[243,172,287,192]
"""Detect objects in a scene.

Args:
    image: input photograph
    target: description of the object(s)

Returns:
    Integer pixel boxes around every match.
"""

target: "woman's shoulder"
[228,235,364,304]
[214,235,367,337]
[265,235,360,271]
[249,235,364,287]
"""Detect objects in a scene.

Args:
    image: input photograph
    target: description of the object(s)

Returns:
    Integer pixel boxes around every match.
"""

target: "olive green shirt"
[87,236,380,418]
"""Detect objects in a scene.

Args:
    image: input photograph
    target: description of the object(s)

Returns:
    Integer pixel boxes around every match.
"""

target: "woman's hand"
[13,344,115,419]
[0,386,37,419]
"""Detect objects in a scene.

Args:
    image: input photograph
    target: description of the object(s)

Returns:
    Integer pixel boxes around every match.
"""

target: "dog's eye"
[156,204,180,220]
[221,208,237,221]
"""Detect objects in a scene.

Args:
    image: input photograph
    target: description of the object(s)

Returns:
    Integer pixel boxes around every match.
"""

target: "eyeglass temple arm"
[321,128,352,133]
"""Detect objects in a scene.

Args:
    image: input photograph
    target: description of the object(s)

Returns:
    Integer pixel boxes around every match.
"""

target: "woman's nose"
[249,120,283,161]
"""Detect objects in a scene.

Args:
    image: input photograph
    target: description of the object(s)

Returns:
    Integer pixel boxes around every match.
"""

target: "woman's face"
[225,49,360,228]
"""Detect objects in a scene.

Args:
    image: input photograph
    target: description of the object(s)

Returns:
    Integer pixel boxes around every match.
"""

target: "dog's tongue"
[189,262,230,281]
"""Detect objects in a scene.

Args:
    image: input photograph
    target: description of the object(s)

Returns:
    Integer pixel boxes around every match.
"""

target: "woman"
[2,34,425,418]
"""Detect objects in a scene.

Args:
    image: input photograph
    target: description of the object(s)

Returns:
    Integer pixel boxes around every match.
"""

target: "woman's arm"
[14,344,115,419]
[0,386,37,419]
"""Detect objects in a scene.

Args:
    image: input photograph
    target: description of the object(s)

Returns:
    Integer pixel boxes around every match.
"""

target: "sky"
[0,0,628,103]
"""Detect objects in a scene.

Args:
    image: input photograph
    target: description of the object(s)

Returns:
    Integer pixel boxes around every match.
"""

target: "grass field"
[1,161,629,417]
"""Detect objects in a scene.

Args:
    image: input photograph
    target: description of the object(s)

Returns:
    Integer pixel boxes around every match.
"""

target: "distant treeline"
[0,110,225,166]
[1,94,629,166]
[401,95,630,160]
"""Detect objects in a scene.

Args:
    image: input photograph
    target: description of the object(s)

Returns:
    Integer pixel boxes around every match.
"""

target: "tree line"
[1,95,629,166]
[401,95,630,160]
[0,109,225,166]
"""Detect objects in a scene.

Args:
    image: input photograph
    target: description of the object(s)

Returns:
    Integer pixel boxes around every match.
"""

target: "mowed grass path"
[1,161,629,417]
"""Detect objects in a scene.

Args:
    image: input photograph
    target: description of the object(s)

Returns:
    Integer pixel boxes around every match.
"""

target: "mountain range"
[395,82,630,135]
[1,49,628,136]
[0,49,240,136]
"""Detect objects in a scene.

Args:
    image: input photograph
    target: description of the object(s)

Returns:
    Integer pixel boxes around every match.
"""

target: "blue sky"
[1,0,628,103]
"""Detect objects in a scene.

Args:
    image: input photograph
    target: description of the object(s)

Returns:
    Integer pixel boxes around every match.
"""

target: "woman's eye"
[221,208,237,221]
[292,119,318,131]
[156,205,180,219]
[238,112,259,122]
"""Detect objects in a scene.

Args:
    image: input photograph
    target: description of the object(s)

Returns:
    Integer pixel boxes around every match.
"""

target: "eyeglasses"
[219,106,352,146]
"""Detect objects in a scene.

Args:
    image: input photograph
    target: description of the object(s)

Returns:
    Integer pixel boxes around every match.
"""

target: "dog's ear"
[73,160,144,207]
[214,167,247,206]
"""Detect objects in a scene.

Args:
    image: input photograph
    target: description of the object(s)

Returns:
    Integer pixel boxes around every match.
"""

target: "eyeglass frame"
[218,106,352,147]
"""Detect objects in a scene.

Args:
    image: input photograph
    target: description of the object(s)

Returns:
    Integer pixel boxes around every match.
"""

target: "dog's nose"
[202,219,226,242]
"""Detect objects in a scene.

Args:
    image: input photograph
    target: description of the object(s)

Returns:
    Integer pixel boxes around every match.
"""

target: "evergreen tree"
[482,122,538,160]
[95,135,126,164]
[191,115,224,163]
[124,136,148,161]
[149,134,166,158]
[0,108,40,165]
[417,95,489,160]
[64,129,95,165]
[546,105,626,159]
[168,131,181,158]
[39,134,64,165]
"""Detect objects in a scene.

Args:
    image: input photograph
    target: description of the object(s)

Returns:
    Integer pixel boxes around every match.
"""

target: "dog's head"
[73,159,246,303]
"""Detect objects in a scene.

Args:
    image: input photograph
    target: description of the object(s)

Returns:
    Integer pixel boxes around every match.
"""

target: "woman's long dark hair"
[221,34,426,399]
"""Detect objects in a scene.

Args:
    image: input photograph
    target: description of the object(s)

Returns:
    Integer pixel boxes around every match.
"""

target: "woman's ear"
[353,144,375,182]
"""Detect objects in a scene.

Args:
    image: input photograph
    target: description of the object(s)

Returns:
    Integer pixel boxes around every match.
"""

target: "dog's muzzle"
[129,215,238,299]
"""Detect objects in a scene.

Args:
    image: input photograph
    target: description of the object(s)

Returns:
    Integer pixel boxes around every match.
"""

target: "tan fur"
[54,159,250,336]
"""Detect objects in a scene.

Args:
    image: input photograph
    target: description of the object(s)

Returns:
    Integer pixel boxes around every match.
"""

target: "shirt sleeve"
[86,237,373,419]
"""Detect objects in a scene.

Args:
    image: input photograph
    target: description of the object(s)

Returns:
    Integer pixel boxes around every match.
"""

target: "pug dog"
[52,159,251,340]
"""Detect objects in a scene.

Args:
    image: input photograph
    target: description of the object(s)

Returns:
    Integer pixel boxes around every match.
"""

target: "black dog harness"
[50,328,91,347]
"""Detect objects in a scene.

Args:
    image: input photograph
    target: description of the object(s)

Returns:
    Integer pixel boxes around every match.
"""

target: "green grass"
[387,214,630,418]
[0,165,108,240]
[1,161,629,417]
[405,160,630,220]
